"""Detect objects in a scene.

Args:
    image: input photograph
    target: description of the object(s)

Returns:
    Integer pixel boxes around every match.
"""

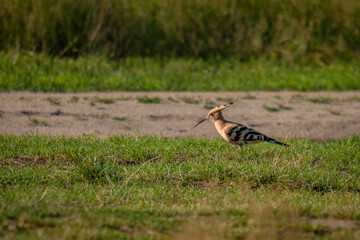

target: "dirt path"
[0,91,359,140]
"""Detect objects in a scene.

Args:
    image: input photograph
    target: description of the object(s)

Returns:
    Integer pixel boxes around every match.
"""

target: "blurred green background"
[0,0,359,91]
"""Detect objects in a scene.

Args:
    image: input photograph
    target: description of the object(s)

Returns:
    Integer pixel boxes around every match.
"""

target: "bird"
[194,102,289,149]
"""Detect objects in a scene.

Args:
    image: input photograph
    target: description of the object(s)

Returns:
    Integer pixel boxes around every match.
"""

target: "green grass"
[329,110,341,116]
[216,97,234,103]
[180,97,200,104]
[72,114,86,121]
[92,97,115,104]
[0,135,360,239]
[307,97,336,104]
[112,116,126,121]
[203,99,215,109]
[0,52,359,91]
[43,97,61,106]
[278,104,293,110]
[28,119,49,127]
[242,94,257,100]
[69,96,79,103]
[167,97,178,103]
[262,105,279,112]
[116,96,133,101]
[348,96,360,102]
[291,95,343,104]
[137,96,161,104]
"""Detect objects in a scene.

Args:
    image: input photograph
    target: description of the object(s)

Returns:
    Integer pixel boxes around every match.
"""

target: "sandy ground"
[0,91,359,140]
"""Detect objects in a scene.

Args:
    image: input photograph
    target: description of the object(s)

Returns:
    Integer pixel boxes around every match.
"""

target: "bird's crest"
[208,102,233,115]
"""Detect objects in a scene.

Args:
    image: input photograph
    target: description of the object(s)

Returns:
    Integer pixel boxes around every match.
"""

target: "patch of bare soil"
[1,156,48,167]
[309,218,358,230]
[1,155,72,167]
[0,91,359,140]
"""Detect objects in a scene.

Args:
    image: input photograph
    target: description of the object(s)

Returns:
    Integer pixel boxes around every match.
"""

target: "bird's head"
[194,102,233,127]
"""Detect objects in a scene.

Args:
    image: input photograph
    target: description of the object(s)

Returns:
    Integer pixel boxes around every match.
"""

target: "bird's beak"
[194,118,207,128]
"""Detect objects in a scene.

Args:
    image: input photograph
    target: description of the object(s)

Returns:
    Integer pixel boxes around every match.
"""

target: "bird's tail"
[267,138,289,147]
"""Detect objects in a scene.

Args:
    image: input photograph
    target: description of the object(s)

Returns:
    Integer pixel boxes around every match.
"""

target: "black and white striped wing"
[225,125,265,143]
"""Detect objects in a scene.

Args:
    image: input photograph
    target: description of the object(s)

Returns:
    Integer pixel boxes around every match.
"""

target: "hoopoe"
[194,102,288,149]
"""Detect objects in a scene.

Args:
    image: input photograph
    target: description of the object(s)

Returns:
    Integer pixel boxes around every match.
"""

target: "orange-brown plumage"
[194,102,288,148]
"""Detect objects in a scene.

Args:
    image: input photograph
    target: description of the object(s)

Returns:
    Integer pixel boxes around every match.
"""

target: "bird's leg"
[238,142,249,150]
